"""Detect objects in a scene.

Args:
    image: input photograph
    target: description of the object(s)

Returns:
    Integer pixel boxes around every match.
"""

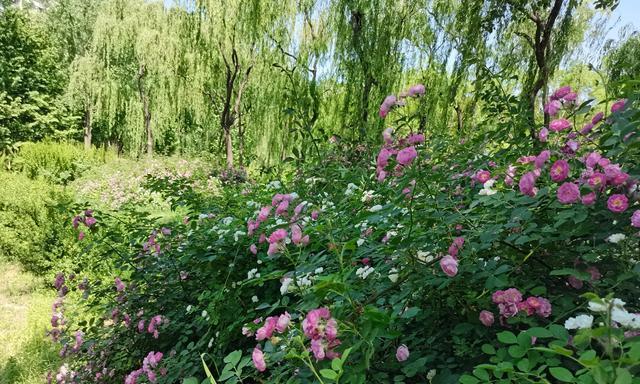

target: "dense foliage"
[0,0,633,166]
[40,87,640,383]
[1,1,640,384]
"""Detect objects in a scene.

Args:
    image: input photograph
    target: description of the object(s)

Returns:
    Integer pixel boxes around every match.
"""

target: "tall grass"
[0,262,59,383]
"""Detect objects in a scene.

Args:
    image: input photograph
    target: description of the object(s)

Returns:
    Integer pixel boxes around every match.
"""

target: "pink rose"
[557,182,580,204]
[607,194,628,213]
[396,344,410,362]
[549,160,569,182]
[479,310,494,327]
[252,346,266,372]
[440,255,458,277]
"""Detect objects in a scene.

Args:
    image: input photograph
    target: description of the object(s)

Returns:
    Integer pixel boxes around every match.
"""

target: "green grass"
[0,262,60,384]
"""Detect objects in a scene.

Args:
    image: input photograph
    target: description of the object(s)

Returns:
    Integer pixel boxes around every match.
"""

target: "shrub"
[45,86,640,383]
[13,141,115,184]
[0,171,76,273]
[70,156,221,212]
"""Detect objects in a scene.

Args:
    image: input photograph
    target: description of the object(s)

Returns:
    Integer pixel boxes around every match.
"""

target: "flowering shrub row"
[45,85,639,383]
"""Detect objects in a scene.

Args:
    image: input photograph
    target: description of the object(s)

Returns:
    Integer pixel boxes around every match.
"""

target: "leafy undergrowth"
[42,87,640,383]
[0,262,60,383]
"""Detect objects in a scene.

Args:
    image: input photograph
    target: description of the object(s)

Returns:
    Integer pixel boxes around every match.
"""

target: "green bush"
[13,141,115,184]
[0,171,76,273]
[70,156,221,211]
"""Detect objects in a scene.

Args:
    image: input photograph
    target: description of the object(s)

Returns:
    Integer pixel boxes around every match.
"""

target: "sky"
[606,0,640,40]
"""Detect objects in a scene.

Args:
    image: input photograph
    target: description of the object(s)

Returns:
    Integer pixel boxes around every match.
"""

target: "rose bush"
[45,86,639,383]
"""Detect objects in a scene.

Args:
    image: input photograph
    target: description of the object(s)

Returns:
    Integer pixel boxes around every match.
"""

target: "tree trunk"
[224,129,233,168]
[144,101,152,157]
[137,64,152,157]
[83,104,92,151]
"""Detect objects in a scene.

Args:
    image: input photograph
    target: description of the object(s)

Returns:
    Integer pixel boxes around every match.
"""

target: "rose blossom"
[396,344,410,362]
[557,182,580,204]
[252,346,266,372]
[607,194,628,213]
[632,210,640,228]
[479,310,494,327]
[549,160,569,182]
[440,255,458,277]
[549,118,571,132]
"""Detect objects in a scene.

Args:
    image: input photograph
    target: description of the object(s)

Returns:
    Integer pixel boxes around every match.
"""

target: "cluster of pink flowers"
[490,288,551,322]
[125,351,165,384]
[47,364,77,384]
[49,273,73,343]
[375,129,422,182]
[246,312,292,372]
[142,227,171,255]
[511,88,639,229]
[72,210,97,240]
[303,307,341,361]
[378,83,425,118]
[248,308,341,373]
[247,193,314,257]
[137,314,165,339]
[440,237,464,277]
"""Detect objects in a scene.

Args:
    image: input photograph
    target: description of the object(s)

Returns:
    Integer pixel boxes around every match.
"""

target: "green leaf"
[473,368,490,381]
[526,327,553,338]
[628,342,640,360]
[614,368,632,384]
[400,307,420,318]
[459,375,480,384]
[219,368,235,381]
[201,354,218,384]
[497,331,517,344]
[223,350,242,366]
[508,345,527,358]
[481,344,496,355]
[320,369,338,380]
[516,358,530,372]
[331,357,343,371]
[549,367,575,382]
[183,378,199,384]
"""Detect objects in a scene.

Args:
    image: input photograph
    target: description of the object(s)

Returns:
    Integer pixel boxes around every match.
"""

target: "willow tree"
[192,0,291,168]
[88,0,179,156]
[329,0,415,141]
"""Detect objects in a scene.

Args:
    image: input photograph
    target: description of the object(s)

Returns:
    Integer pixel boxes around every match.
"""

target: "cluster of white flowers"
[251,295,259,303]
[356,265,375,279]
[246,200,261,209]
[221,216,234,226]
[357,238,365,247]
[266,180,282,190]
[305,177,326,184]
[280,277,293,295]
[388,268,399,283]
[280,268,324,295]
[247,268,260,279]
[361,190,378,202]
[345,183,359,196]
[478,179,497,196]
[565,298,640,330]
[606,233,626,244]
[564,314,594,330]
[417,250,434,263]
[233,230,246,242]
[368,205,383,213]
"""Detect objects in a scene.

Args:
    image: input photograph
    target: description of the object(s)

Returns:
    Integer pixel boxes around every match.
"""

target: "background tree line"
[0,0,638,169]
